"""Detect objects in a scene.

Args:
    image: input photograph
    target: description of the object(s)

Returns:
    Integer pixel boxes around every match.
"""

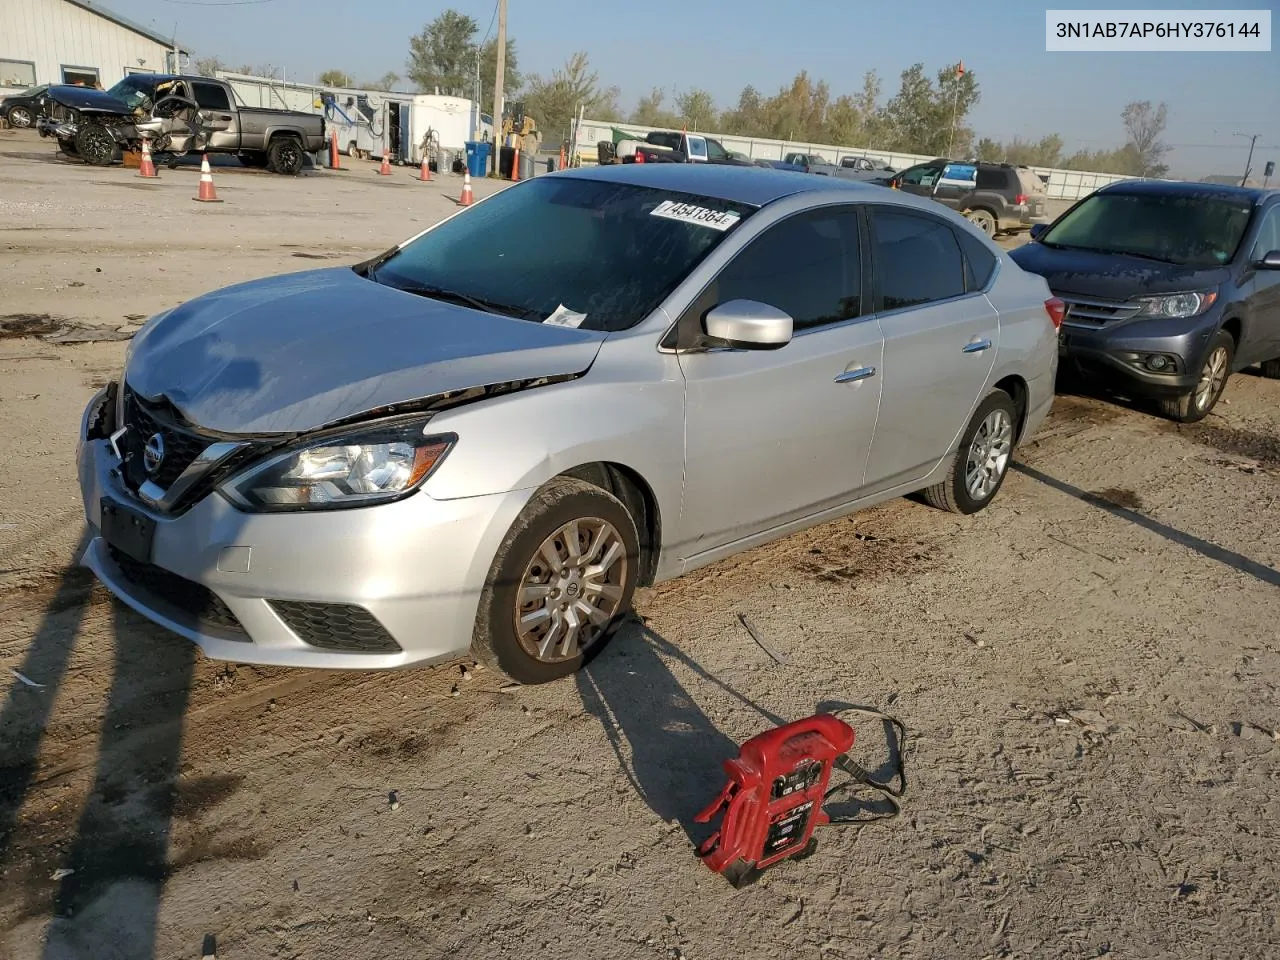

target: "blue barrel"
[464,140,490,178]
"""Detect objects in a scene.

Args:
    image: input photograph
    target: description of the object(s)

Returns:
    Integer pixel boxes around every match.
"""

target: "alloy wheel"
[1194,345,1228,412]
[9,107,33,128]
[965,409,1013,500]
[514,517,629,663]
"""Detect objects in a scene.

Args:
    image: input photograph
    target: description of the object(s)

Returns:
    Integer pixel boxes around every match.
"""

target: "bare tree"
[1121,100,1170,176]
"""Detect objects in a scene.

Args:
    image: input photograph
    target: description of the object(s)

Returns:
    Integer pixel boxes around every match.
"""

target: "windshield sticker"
[650,200,741,231]
[544,304,588,328]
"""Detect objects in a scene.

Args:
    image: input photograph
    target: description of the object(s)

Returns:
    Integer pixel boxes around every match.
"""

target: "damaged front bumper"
[36,117,76,140]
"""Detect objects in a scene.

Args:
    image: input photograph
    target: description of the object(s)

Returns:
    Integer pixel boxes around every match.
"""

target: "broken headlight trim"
[219,423,456,513]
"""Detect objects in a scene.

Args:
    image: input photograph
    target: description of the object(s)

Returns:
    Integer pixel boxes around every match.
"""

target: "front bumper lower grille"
[269,600,402,653]
[107,545,248,639]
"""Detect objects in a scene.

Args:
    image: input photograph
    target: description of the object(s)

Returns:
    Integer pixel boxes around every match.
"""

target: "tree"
[676,88,716,131]
[318,69,353,87]
[480,37,520,113]
[880,62,979,155]
[193,56,225,78]
[630,88,681,128]
[525,52,620,141]
[718,85,765,137]
[407,10,479,95]
[365,72,400,92]
[1121,100,1170,176]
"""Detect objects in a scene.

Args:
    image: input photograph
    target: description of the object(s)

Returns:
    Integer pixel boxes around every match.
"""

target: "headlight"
[220,423,455,512]
[1133,291,1217,320]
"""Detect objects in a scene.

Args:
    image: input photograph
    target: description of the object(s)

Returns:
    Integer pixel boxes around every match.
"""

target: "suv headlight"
[220,423,456,512]
[1133,291,1217,320]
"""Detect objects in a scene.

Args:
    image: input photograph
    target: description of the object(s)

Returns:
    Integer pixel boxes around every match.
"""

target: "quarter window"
[707,207,863,333]
[870,208,967,311]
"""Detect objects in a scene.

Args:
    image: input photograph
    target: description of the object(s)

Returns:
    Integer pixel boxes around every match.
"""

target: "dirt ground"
[2,127,1279,960]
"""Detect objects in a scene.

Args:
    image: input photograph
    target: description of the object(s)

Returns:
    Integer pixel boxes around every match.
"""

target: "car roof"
[556,162,887,208]
[1099,178,1275,204]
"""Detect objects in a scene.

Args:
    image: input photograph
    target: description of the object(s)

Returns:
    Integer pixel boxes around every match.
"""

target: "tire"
[237,151,268,167]
[922,389,1018,515]
[1259,357,1280,379]
[1157,329,1233,423]
[57,137,78,157]
[471,477,640,685]
[347,141,359,158]
[7,105,33,128]
[964,208,998,237]
[74,122,116,166]
[266,136,304,175]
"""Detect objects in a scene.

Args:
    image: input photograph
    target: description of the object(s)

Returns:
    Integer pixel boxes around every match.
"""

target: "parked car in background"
[620,131,754,165]
[1011,180,1280,422]
[1,84,49,128]
[840,155,896,176]
[35,73,325,173]
[76,165,1058,686]
[773,152,889,183]
[879,159,1048,237]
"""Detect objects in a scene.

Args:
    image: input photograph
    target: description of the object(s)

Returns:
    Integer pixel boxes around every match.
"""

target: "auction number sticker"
[650,200,742,231]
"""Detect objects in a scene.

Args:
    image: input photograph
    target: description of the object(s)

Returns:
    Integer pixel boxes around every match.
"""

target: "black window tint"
[870,208,967,310]
[956,228,998,290]
[975,167,1007,190]
[713,208,862,332]
[192,83,231,111]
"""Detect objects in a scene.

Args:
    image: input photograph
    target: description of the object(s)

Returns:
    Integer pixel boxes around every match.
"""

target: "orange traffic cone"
[416,154,431,182]
[378,144,392,176]
[137,136,158,178]
[193,154,222,203]
[458,169,473,206]
[511,147,520,181]
[329,131,341,171]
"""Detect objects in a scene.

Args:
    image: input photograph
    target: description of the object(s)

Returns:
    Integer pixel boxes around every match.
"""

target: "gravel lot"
[2,127,1279,960]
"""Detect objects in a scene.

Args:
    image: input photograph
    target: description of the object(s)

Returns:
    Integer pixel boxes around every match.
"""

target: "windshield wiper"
[387,281,543,321]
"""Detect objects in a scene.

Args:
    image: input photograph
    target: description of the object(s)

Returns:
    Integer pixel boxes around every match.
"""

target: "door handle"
[834,365,876,383]
[962,338,993,354]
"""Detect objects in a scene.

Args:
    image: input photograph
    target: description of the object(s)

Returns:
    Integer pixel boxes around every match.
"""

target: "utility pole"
[490,0,506,177]
[1235,132,1259,187]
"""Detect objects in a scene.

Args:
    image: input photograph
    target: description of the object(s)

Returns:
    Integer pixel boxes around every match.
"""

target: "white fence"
[570,118,1137,201]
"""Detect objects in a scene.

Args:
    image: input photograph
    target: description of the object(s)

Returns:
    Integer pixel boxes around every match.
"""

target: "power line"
[480,0,499,46]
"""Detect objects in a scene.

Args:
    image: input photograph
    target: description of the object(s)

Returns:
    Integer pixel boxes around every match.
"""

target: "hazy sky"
[105,0,1278,178]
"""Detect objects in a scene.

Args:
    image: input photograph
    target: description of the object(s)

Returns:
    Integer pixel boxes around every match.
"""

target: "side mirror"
[704,299,793,350]
[1029,223,1048,242]
[1256,249,1280,269]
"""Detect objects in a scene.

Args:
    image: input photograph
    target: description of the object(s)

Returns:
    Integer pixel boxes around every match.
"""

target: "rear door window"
[869,207,968,310]
[192,82,231,111]
[956,228,998,290]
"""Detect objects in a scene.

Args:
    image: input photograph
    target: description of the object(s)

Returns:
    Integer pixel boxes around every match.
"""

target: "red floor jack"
[695,709,907,888]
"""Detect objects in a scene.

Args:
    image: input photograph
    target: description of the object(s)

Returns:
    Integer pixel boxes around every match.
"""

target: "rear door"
[1242,202,1280,364]
[191,81,238,151]
[932,162,978,211]
[676,205,884,556]
[862,205,1000,491]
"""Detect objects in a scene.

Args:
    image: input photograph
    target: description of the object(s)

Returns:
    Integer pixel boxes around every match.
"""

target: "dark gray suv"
[1010,180,1280,422]
[881,159,1049,237]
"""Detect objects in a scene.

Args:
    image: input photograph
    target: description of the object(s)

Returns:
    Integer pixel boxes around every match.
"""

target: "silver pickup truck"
[35,74,325,175]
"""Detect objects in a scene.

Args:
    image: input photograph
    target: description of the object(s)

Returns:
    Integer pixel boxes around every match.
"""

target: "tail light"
[1044,297,1066,330]
[1015,193,1027,205]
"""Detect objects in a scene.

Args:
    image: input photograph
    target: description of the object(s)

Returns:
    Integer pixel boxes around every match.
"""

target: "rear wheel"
[267,136,304,175]
[922,389,1017,515]
[6,105,33,128]
[471,477,639,685]
[1158,330,1233,423]
[1260,357,1280,379]
[964,208,997,237]
[74,122,116,166]
[56,137,78,157]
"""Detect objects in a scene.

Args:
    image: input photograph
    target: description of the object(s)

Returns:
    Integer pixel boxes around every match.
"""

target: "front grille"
[269,600,402,653]
[121,388,211,490]
[107,545,247,638]
[1055,293,1141,328]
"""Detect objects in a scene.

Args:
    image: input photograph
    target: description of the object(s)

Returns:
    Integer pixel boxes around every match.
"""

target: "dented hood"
[124,267,607,434]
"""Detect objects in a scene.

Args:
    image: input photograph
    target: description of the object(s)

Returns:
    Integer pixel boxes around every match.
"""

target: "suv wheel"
[267,136,304,175]
[964,209,997,237]
[1158,330,1233,423]
[471,477,640,684]
[922,389,1017,515]
[74,122,116,166]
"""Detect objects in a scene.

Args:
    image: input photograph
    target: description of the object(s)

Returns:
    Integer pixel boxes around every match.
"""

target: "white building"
[0,0,191,93]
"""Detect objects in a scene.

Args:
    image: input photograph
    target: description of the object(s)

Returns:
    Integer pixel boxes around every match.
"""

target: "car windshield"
[1041,191,1254,267]
[366,177,754,332]
[104,75,157,110]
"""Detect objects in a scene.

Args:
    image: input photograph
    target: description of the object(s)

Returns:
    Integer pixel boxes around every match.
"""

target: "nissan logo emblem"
[143,432,166,475]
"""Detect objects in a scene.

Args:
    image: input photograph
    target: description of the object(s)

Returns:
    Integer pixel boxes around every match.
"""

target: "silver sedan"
[76,164,1060,684]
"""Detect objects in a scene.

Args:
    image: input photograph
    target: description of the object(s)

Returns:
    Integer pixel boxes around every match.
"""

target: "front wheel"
[7,105,33,128]
[471,477,640,685]
[74,123,116,166]
[267,136,304,175]
[1158,330,1233,423]
[922,389,1017,515]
